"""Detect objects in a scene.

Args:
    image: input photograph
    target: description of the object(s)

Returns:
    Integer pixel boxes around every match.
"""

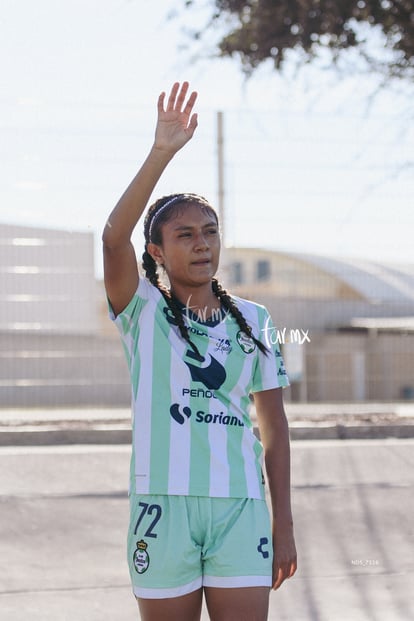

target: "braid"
[212,279,269,356]
[142,248,164,290]
[141,246,203,361]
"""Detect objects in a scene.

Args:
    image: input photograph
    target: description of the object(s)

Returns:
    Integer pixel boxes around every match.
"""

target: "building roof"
[286,252,414,304]
[344,317,414,332]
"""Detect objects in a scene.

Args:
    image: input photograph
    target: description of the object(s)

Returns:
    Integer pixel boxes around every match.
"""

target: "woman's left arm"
[253,387,297,590]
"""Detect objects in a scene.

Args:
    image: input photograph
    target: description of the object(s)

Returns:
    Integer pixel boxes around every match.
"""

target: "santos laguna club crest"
[236,330,256,354]
[133,540,150,574]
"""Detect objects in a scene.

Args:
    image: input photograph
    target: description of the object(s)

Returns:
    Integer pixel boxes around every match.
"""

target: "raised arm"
[102,82,198,316]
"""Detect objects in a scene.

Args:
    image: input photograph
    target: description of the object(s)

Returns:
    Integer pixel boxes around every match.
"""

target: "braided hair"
[142,193,268,357]
[211,278,268,355]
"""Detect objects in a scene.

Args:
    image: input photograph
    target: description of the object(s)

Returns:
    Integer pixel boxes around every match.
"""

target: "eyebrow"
[172,222,218,231]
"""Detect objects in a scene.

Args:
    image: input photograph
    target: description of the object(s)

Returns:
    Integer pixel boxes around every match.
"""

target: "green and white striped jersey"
[111,278,289,500]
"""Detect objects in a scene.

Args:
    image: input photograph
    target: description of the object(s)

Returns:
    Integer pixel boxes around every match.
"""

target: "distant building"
[222,247,414,330]
[0,223,128,407]
[0,223,97,333]
[222,247,414,402]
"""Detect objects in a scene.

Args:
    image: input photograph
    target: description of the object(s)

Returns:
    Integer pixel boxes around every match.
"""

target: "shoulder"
[125,276,164,307]
[137,276,161,300]
[110,277,162,322]
[230,294,270,324]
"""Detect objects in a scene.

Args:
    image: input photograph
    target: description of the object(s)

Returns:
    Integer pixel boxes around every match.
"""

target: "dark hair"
[144,193,216,245]
[142,193,268,357]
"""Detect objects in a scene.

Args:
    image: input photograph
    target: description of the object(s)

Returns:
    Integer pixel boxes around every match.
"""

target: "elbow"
[102,222,127,250]
[102,221,111,246]
[102,220,116,247]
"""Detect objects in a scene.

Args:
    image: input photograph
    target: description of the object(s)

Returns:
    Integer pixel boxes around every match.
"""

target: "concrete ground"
[0,401,414,446]
[0,436,413,620]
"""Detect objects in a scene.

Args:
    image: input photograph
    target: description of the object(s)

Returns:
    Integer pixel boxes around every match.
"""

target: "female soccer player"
[103,82,297,621]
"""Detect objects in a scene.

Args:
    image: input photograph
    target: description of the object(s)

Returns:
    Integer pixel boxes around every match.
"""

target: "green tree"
[183,0,414,80]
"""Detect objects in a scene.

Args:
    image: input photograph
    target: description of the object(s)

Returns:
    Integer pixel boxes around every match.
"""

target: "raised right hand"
[153,81,198,154]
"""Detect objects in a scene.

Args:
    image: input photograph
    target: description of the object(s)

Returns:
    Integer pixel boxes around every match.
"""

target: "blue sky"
[2,0,413,276]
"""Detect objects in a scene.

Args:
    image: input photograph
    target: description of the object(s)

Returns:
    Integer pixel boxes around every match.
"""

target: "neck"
[170,282,220,317]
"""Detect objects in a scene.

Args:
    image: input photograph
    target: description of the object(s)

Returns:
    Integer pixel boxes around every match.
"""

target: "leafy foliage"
[183,0,414,79]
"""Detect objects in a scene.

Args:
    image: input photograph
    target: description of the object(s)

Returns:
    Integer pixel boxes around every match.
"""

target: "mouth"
[191,258,211,266]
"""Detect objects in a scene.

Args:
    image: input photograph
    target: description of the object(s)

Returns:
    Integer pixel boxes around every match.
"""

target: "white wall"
[0,223,97,333]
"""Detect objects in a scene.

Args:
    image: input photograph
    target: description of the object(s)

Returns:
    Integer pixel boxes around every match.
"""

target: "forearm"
[264,414,293,527]
[265,414,297,590]
[102,145,174,248]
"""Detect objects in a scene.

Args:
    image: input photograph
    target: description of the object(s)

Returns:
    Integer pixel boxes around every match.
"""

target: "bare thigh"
[136,588,203,621]
[204,586,270,621]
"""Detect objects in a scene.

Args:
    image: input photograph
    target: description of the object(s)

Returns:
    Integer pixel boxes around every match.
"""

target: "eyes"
[177,227,218,239]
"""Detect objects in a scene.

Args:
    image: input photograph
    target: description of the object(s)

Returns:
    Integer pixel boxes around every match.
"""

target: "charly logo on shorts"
[133,540,150,574]
[236,330,256,354]
[257,537,270,559]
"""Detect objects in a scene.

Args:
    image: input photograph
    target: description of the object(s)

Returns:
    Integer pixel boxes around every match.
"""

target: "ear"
[147,242,165,267]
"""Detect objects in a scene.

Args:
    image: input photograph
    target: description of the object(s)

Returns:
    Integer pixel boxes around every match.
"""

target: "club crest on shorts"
[236,330,256,354]
[133,540,150,574]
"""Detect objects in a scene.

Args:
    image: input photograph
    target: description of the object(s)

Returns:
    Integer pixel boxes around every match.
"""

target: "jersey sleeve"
[250,307,290,393]
[108,278,158,357]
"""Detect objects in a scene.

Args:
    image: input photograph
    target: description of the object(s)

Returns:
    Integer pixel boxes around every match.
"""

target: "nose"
[194,231,209,250]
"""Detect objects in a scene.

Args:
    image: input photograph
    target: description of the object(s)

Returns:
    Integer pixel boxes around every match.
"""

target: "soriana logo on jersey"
[236,330,256,354]
[169,403,244,428]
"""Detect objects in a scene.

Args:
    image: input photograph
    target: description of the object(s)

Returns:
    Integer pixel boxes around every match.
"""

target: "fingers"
[272,567,290,590]
[173,81,189,111]
[183,89,198,116]
[157,91,166,114]
[187,113,198,138]
[272,567,284,591]
[272,559,297,590]
[166,81,181,110]
[159,82,198,115]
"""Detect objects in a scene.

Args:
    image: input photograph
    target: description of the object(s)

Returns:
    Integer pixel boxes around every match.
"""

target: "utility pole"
[217,110,229,282]
[217,110,225,248]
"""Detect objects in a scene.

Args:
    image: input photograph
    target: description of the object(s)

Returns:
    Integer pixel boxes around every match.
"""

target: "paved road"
[0,439,412,620]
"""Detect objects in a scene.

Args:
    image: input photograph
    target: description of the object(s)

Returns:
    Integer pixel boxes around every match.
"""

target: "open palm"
[154,82,198,154]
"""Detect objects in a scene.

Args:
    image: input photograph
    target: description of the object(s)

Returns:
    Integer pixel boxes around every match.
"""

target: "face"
[148,203,220,291]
